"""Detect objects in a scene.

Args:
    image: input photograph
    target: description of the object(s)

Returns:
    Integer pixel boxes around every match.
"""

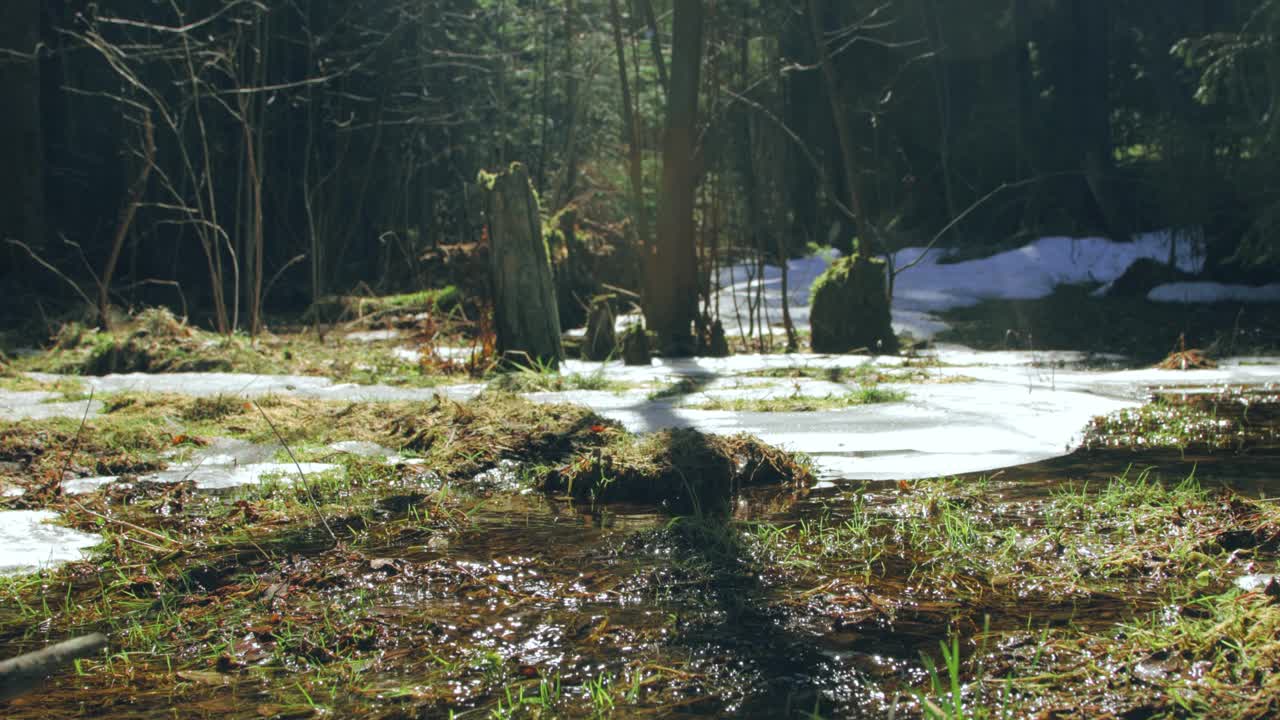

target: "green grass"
[742,362,964,385]
[486,364,633,393]
[8,306,473,388]
[648,376,710,401]
[1085,397,1254,448]
[683,386,907,412]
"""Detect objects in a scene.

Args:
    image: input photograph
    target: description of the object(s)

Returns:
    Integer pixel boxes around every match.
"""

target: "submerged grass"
[746,466,1280,717]
[1084,390,1280,451]
[684,386,907,412]
[743,363,971,386]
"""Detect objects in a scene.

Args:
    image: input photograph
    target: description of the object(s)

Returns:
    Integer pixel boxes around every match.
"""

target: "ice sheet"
[0,511,101,575]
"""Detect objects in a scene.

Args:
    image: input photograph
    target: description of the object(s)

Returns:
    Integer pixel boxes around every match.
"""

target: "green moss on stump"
[809,254,899,355]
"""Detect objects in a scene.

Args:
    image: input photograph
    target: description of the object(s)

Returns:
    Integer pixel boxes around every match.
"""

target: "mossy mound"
[387,393,616,480]
[305,286,461,325]
[57,308,234,375]
[538,428,813,513]
[809,254,899,354]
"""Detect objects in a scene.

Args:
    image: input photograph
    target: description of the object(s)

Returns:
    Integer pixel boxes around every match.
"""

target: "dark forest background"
[2,0,1278,336]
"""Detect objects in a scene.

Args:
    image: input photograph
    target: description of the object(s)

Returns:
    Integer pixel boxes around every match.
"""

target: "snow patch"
[1148,282,1280,304]
[715,231,1202,340]
[0,511,101,575]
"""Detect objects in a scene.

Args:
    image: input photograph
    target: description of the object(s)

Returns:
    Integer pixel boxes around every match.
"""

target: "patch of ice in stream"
[62,437,340,495]
[0,511,101,575]
[0,391,102,421]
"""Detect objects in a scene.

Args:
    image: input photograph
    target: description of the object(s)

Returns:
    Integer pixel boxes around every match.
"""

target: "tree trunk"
[783,18,820,255]
[1013,0,1034,181]
[645,0,704,356]
[808,0,873,254]
[0,1,44,256]
[608,0,652,264]
[924,0,958,235]
[1072,0,1126,240]
[557,0,581,209]
[483,163,565,369]
[636,0,669,95]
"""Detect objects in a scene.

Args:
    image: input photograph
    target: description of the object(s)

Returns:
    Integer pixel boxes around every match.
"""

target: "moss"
[809,254,899,354]
[476,168,500,191]
[305,286,461,323]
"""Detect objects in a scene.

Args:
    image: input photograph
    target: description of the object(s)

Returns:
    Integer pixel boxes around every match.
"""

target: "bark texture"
[644,0,704,356]
[484,163,565,368]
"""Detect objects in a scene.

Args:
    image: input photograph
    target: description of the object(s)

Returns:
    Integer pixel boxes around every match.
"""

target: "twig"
[60,388,95,482]
[253,402,337,541]
[0,633,108,701]
[99,110,156,329]
[892,173,1076,277]
[114,278,188,320]
[262,253,308,309]
[4,238,95,312]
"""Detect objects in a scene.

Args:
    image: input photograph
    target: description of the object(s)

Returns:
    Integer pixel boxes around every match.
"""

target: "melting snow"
[0,511,101,575]
[1149,282,1280,304]
[715,231,1207,340]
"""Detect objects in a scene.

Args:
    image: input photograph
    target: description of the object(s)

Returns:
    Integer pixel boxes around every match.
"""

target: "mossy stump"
[622,323,651,366]
[705,319,730,358]
[481,163,564,369]
[809,254,899,354]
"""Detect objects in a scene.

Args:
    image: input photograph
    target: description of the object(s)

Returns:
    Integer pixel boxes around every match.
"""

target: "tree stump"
[810,254,899,355]
[706,319,730,357]
[622,323,651,366]
[582,297,617,360]
[481,163,564,368]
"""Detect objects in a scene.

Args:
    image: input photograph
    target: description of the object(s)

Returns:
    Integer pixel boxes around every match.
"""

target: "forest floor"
[4,240,1280,717]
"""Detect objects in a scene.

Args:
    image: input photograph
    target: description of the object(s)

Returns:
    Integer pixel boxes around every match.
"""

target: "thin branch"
[4,239,95,312]
[253,402,337,541]
[893,173,1077,277]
